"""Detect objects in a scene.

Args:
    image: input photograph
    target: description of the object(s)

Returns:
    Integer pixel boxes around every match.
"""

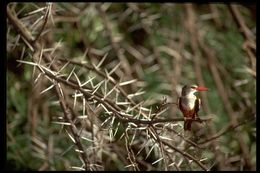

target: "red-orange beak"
[196,86,208,91]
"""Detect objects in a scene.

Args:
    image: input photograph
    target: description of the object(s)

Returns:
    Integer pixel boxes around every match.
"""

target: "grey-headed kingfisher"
[178,84,208,131]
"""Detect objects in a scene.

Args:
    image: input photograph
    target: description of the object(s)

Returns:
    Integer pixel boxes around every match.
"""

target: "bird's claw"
[195,117,202,123]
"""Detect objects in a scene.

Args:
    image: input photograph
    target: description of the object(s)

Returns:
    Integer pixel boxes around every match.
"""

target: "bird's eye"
[191,86,196,89]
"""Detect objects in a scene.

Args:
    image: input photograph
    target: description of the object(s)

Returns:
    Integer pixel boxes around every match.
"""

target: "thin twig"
[96,4,133,80]
[198,116,255,145]
[33,3,51,43]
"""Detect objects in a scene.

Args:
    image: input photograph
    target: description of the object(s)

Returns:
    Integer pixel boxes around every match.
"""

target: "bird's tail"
[184,120,192,131]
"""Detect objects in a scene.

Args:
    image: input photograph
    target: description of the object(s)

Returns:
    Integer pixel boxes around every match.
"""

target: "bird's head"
[181,84,208,96]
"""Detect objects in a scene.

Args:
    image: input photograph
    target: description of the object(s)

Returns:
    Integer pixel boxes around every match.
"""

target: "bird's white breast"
[181,95,196,110]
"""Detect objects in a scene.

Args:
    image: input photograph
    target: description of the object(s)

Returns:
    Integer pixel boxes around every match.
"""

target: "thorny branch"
[8,5,208,170]
[7,5,92,170]
[57,57,137,106]
[33,3,52,43]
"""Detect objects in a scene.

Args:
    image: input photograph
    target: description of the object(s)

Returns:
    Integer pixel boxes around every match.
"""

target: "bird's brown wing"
[178,97,189,130]
[178,97,189,115]
[177,97,181,110]
[194,98,201,118]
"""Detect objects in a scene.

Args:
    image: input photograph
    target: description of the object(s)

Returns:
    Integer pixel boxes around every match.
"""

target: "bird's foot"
[184,117,192,121]
[195,117,202,123]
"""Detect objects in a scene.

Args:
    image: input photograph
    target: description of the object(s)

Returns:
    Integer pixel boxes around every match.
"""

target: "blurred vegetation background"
[7,3,255,171]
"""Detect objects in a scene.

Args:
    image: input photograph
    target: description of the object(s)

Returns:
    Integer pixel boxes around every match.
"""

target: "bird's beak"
[196,86,208,91]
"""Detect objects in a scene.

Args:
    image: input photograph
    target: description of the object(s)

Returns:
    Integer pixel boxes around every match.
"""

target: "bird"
[177,84,208,131]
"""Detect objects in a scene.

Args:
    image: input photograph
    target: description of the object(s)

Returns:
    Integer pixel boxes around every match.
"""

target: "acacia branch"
[7,5,91,170]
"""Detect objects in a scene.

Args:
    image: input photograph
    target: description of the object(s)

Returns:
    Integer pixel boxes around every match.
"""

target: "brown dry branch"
[228,4,256,78]
[209,4,221,28]
[228,4,255,42]
[33,3,52,43]
[124,131,140,171]
[27,72,42,137]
